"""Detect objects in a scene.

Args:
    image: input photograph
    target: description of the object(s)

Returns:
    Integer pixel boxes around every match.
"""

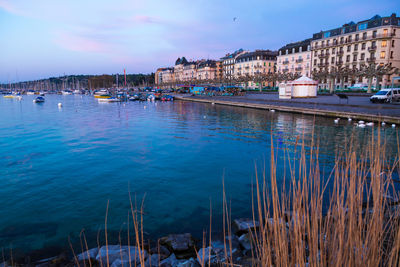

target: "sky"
[0,0,398,82]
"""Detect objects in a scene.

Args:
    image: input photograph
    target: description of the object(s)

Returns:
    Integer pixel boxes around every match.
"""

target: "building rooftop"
[236,50,278,61]
[278,39,311,55]
[312,13,399,40]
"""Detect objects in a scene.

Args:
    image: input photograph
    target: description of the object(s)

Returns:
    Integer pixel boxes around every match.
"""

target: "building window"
[391,51,394,59]
[373,30,377,38]
[363,32,367,40]
[392,40,395,47]
[347,45,351,52]
[348,35,352,42]
[314,51,317,56]
[346,55,350,62]
[362,43,366,50]
[353,54,357,61]
[354,44,358,51]
[382,40,387,47]
[331,57,335,63]
[380,51,385,59]
[355,34,359,41]
[383,29,388,37]
[358,23,367,31]
[361,53,365,60]
[332,48,336,53]
[314,59,317,65]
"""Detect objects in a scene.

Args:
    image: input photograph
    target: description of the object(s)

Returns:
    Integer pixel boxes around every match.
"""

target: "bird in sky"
[233,17,237,22]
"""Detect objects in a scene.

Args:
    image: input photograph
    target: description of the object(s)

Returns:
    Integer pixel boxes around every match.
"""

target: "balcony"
[282,68,289,72]
[368,46,377,52]
[337,51,344,56]
[282,60,289,64]
[295,67,303,71]
[295,58,303,63]
[336,61,344,65]
[317,63,328,67]
[367,57,376,62]
[312,33,396,50]
[318,52,330,58]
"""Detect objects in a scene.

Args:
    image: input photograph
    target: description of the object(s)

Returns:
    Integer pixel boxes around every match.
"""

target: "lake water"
[0,95,398,257]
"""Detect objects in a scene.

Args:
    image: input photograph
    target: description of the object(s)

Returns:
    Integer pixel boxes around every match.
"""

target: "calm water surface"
[0,95,398,255]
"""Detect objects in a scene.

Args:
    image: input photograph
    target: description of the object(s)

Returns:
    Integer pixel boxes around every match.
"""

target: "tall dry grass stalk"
[240,129,400,267]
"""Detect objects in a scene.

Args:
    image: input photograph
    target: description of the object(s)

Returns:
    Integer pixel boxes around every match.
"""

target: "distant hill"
[0,73,155,91]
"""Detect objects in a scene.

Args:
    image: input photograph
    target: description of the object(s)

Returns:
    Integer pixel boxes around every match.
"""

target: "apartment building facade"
[220,49,247,80]
[234,50,278,88]
[311,13,400,88]
[277,39,312,77]
[196,60,217,81]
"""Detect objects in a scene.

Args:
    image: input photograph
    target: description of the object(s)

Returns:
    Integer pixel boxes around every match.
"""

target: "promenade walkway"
[175,93,400,124]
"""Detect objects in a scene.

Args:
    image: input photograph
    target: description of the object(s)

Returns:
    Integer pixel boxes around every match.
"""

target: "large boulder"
[233,218,259,235]
[149,245,171,260]
[160,254,186,267]
[76,247,99,261]
[160,233,195,259]
[177,257,200,267]
[96,245,147,266]
[144,254,163,267]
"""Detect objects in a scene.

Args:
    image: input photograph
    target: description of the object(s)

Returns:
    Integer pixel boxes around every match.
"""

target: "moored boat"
[97,97,121,103]
[94,89,111,99]
[61,90,72,95]
[33,96,45,103]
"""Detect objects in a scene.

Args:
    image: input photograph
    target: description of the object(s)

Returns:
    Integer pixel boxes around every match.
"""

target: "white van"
[370,89,400,103]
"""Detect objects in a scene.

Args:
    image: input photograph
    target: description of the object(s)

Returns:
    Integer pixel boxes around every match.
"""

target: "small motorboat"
[98,97,121,103]
[161,95,174,101]
[129,94,139,101]
[3,94,15,98]
[33,96,45,103]
[147,94,155,101]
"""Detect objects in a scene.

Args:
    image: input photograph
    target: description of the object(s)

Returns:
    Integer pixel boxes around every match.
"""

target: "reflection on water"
[0,95,398,255]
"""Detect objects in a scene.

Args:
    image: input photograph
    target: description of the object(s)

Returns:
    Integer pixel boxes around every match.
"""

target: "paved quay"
[175,93,400,124]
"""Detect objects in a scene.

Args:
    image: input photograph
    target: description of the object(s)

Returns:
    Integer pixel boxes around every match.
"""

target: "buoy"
[270,109,275,112]
[211,102,215,105]
[392,124,396,128]
[358,124,366,128]
[382,122,386,126]
[366,122,374,126]
[359,120,365,124]
[334,118,340,123]
[58,103,62,108]
[348,118,352,121]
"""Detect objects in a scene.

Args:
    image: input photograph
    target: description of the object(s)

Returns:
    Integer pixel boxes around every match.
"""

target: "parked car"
[370,88,400,103]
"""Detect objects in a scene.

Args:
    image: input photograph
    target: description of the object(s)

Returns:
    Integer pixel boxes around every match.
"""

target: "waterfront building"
[155,67,174,86]
[196,60,217,81]
[215,60,223,81]
[173,57,188,82]
[220,49,247,81]
[311,13,400,89]
[182,62,197,82]
[277,39,312,77]
[234,50,278,88]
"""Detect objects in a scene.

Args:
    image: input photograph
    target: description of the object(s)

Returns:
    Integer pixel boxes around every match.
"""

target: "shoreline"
[175,95,400,124]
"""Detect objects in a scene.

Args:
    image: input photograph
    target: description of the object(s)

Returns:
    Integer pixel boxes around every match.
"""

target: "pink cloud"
[54,32,110,53]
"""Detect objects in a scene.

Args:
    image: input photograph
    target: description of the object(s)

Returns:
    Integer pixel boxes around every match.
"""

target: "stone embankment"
[0,219,259,267]
[175,95,400,124]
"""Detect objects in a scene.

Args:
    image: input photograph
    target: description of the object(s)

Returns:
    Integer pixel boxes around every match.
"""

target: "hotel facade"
[234,50,278,88]
[311,13,400,88]
[277,39,312,77]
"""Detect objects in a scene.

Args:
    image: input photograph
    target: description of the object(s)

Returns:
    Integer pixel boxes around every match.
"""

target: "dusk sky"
[0,0,398,82]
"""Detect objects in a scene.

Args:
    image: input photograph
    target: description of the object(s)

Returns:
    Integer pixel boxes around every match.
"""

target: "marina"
[0,94,398,257]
